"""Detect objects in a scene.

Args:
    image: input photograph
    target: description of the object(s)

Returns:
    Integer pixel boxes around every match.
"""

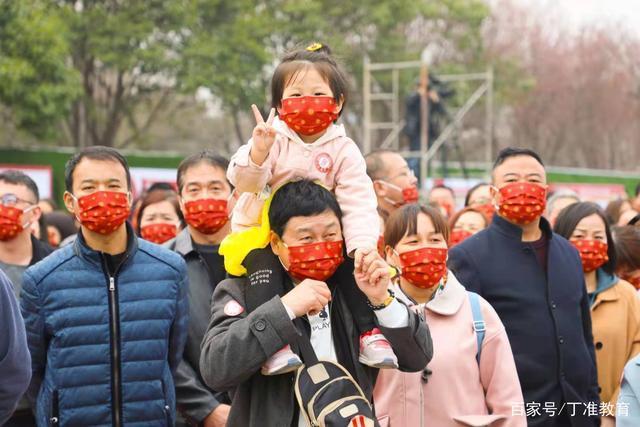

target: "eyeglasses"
[471,197,492,205]
[0,193,36,207]
[384,168,416,182]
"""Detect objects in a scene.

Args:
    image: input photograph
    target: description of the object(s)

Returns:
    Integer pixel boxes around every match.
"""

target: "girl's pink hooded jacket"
[373,271,526,427]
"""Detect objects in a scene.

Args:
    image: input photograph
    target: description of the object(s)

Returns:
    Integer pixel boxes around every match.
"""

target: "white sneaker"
[261,345,303,375]
[358,328,399,369]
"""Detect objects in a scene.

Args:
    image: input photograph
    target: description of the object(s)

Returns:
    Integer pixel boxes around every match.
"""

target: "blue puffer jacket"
[21,225,189,426]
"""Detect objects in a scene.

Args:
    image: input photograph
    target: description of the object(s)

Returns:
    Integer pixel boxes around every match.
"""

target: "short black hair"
[176,150,230,194]
[492,147,545,170]
[0,170,40,202]
[271,43,349,114]
[553,202,617,275]
[269,180,342,237]
[65,146,131,193]
[147,182,176,193]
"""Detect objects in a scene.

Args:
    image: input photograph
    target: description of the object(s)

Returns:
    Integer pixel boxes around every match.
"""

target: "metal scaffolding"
[362,57,494,184]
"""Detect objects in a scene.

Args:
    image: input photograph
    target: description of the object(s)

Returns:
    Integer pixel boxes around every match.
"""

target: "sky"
[517,0,640,33]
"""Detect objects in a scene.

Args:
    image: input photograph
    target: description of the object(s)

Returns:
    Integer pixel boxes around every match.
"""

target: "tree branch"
[117,87,172,148]
[100,69,126,147]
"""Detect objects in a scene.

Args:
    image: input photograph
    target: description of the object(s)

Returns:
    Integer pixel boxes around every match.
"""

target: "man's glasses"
[0,193,36,207]
[385,168,416,182]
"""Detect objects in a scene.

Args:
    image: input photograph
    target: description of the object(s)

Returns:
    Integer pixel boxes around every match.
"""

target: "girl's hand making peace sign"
[249,104,277,166]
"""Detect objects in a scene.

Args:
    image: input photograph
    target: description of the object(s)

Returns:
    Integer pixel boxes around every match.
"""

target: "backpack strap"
[468,292,486,364]
[293,317,319,365]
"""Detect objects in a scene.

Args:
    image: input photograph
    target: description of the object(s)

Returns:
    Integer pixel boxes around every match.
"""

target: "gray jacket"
[166,229,228,425]
[199,261,433,427]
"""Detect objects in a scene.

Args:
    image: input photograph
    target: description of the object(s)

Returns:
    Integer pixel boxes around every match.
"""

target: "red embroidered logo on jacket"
[314,152,333,174]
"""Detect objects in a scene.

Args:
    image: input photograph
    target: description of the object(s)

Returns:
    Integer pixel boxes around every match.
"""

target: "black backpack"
[293,319,378,427]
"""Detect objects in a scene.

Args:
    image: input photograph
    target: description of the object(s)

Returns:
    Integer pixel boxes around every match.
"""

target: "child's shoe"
[261,344,303,375]
[358,328,399,369]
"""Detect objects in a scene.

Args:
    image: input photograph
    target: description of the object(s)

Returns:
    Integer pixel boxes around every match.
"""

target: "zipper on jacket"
[50,389,59,426]
[107,274,122,427]
[102,253,129,427]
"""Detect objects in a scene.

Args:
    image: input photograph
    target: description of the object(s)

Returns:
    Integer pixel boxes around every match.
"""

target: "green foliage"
[0,1,80,139]
[0,0,491,146]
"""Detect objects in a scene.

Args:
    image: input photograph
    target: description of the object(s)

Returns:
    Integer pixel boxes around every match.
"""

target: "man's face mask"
[0,197,36,241]
[71,190,131,235]
[493,182,547,225]
[183,198,228,235]
[280,239,344,282]
[379,181,419,207]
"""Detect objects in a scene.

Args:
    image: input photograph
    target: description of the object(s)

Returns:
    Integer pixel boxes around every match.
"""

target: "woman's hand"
[354,254,390,305]
[249,104,277,166]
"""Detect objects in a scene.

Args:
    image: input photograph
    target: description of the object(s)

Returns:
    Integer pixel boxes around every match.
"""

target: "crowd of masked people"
[1,145,640,427]
[3,43,640,427]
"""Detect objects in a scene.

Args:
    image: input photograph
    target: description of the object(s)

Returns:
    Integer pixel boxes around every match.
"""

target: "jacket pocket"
[49,390,60,426]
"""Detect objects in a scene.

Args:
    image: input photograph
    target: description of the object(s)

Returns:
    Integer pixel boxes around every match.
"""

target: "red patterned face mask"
[279,96,340,136]
[183,198,228,235]
[403,186,419,204]
[475,203,495,222]
[396,247,448,289]
[74,191,130,235]
[571,239,609,273]
[0,205,30,241]
[285,240,344,282]
[439,202,455,218]
[141,223,178,244]
[449,229,473,247]
[382,183,419,207]
[497,182,547,225]
[621,272,640,290]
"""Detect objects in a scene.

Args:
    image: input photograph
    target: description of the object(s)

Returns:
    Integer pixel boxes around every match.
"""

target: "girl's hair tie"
[306,42,323,52]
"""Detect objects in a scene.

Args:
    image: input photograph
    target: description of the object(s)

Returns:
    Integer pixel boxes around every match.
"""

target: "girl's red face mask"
[279,96,340,136]
[284,240,345,282]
